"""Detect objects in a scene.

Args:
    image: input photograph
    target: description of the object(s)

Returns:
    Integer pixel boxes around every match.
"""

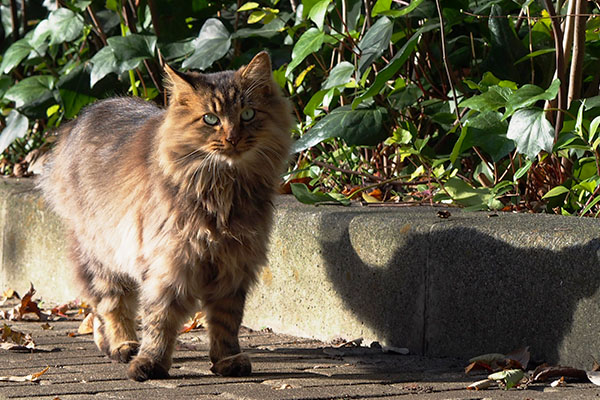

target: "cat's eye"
[203,113,220,126]
[240,108,255,122]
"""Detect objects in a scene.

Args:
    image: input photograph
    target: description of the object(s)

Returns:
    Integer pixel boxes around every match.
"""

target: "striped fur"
[39,52,292,381]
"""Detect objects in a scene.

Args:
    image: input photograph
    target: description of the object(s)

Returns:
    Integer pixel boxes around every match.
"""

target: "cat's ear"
[163,64,196,105]
[238,51,273,95]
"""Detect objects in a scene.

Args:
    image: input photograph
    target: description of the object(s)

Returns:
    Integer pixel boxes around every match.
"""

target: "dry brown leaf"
[533,366,587,382]
[0,288,20,304]
[550,376,566,387]
[0,366,49,383]
[41,323,53,330]
[465,361,494,375]
[279,177,312,194]
[466,378,495,390]
[12,283,42,320]
[180,311,206,333]
[505,346,530,370]
[1,324,35,348]
[587,371,600,386]
[77,313,94,335]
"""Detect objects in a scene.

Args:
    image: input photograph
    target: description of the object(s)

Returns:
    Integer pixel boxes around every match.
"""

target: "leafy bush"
[1,0,600,215]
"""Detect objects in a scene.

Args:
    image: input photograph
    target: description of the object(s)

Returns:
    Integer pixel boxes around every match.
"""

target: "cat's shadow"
[319,211,600,367]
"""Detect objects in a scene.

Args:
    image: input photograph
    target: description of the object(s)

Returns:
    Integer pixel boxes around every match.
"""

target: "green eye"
[203,113,219,126]
[241,108,255,122]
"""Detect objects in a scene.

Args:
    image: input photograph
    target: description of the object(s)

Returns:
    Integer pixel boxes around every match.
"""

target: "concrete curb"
[2,178,600,369]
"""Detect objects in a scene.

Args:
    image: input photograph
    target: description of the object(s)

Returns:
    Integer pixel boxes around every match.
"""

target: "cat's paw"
[210,353,252,377]
[110,341,140,363]
[127,355,170,381]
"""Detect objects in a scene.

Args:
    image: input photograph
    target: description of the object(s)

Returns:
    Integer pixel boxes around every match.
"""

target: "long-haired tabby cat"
[39,52,292,381]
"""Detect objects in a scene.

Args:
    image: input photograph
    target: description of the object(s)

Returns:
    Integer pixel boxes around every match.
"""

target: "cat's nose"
[225,134,239,147]
[225,128,240,147]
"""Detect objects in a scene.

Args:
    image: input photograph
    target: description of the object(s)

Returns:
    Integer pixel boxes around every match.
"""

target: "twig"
[568,0,586,105]
[434,0,461,127]
[86,6,108,45]
[461,10,598,20]
[542,0,566,142]
[9,0,19,41]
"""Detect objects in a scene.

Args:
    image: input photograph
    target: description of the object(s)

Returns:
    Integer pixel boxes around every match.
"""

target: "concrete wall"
[2,178,600,368]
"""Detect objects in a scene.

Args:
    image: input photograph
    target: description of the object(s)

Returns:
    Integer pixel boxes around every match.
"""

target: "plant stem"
[542,0,566,140]
[434,0,461,127]
[567,0,586,105]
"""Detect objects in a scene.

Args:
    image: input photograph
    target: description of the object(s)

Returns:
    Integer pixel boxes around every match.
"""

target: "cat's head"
[159,52,291,179]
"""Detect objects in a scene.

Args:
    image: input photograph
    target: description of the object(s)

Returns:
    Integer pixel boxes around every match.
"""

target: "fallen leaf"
[77,313,94,335]
[0,366,49,383]
[488,369,525,389]
[465,361,495,375]
[280,177,312,194]
[0,288,20,304]
[469,353,506,364]
[180,311,206,333]
[587,371,600,386]
[333,337,363,348]
[362,191,382,203]
[41,323,53,330]
[592,359,600,372]
[1,324,35,348]
[7,283,42,321]
[505,346,530,370]
[550,376,566,387]
[533,366,587,382]
[467,378,496,390]
[341,186,362,199]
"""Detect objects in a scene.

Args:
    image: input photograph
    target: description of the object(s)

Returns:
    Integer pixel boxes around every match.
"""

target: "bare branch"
[567,0,586,105]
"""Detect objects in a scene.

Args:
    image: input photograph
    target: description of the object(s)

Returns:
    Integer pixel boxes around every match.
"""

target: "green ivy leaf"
[372,0,425,17]
[232,14,288,39]
[459,86,512,113]
[33,8,84,46]
[443,177,501,210]
[308,0,330,30]
[503,79,560,119]
[451,111,512,163]
[49,8,84,44]
[107,34,157,71]
[286,28,325,76]
[357,16,393,74]
[322,61,354,89]
[290,183,350,205]
[514,48,555,65]
[352,22,436,108]
[507,108,554,160]
[4,75,55,108]
[89,46,119,87]
[0,39,33,74]
[292,106,385,153]
[182,18,231,70]
[0,110,29,155]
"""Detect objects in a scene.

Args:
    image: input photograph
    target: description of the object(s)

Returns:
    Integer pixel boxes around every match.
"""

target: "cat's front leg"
[127,286,194,381]
[204,290,252,377]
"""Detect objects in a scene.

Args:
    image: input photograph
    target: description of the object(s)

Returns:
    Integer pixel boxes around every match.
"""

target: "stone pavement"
[1,318,600,400]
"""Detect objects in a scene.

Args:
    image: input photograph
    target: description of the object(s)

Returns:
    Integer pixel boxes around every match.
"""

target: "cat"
[38,52,292,381]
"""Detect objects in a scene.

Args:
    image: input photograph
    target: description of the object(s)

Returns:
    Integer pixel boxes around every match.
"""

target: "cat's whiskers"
[174,148,202,164]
